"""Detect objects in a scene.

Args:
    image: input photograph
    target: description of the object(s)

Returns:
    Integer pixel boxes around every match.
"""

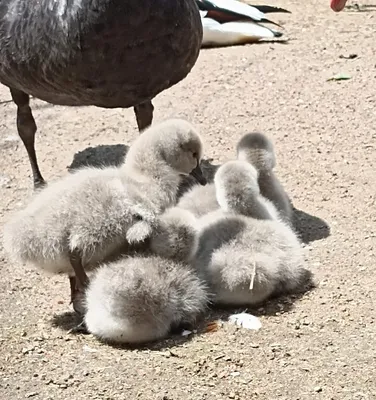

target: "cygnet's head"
[150,207,198,262]
[236,132,276,172]
[125,119,207,185]
[214,160,260,213]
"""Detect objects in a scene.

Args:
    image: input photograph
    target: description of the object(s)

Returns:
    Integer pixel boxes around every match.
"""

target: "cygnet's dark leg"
[9,88,46,189]
[69,276,77,304]
[134,100,154,132]
[68,250,89,316]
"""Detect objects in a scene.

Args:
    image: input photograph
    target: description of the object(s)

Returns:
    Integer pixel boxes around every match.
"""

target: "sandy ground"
[1,1,376,399]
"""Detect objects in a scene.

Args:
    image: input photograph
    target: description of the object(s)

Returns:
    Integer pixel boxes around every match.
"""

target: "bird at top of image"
[197,0,291,47]
[330,0,348,12]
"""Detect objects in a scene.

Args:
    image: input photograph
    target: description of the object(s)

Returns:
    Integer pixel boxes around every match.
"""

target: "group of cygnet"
[3,119,312,346]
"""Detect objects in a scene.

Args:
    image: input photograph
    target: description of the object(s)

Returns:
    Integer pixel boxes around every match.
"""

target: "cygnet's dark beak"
[190,164,207,185]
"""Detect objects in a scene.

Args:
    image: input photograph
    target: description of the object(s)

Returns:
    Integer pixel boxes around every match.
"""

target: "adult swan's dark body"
[0,0,203,188]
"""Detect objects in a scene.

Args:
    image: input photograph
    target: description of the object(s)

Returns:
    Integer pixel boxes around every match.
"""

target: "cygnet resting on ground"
[213,160,278,220]
[236,132,293,223]
[3,119,206,314]
[84,208,208,345]
[84,256,208,345]
[194,160,311,307]
[177,134,280,219]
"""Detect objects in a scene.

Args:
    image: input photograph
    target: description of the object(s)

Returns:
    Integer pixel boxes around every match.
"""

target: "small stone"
[229,393,236,399]
[314,386,323,393]
[22,347,34,354]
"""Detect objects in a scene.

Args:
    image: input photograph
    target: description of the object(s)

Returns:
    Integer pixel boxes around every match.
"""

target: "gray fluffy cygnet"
[194,160,311,306]
[236,132,293,223]
[144,166,310,309]
[176,133,283,220]
[84,208,208,345]
[2,118,206,313]
[213,160,279,220]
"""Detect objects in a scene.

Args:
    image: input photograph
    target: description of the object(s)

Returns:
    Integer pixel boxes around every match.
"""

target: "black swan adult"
[0,0,202,188]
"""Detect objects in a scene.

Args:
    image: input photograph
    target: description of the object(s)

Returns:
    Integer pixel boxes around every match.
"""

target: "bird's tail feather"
[243,4,291,14]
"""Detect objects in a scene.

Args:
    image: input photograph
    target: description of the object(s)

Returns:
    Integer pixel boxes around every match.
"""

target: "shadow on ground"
[50,311,83,331]
[50,310,197,351]
[68,144,130,171]
[293,207,330,244]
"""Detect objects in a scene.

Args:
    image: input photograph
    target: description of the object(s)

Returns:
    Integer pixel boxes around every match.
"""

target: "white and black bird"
[197,0,291,47]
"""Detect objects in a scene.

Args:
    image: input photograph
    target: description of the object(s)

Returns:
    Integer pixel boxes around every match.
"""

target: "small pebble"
[314,386,323,393]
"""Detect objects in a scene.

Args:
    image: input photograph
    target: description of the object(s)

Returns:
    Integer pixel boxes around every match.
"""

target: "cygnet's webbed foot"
[33,178,47,191]
[69,276,87,315]
[72,289,86,316]
[68,320,89,335]
[68,250,89,316]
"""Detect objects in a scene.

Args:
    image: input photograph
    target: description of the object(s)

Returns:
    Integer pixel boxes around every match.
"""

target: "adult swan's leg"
[133,100,154,132]
[9,88,46,189]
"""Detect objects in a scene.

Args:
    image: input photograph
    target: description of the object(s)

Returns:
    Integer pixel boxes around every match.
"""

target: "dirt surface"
[1,1,375,399]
